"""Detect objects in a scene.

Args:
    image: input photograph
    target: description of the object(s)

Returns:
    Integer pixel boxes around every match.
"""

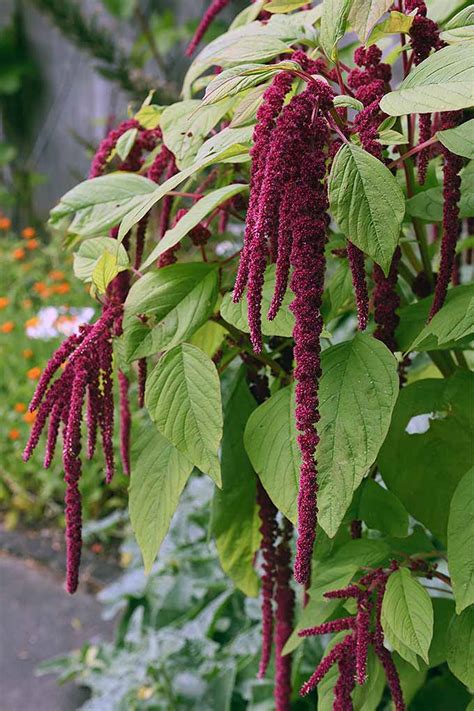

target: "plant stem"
[387,136,438,169]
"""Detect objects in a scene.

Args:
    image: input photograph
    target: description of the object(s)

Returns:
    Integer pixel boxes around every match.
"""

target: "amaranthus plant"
[25,1,473,708]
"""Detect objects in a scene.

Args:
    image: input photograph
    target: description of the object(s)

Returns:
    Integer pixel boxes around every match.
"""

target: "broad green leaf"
[395,654,428,705]
[358,479,409,537]
[333,95,364,111]
[115,127,138,161]
[349,0,393,41]
[195,126,253,164]
[134,103,162,129]
[396,285,474,352]
[410,670,471,710]
[378,128,409,145]
[123,263,219,361]
[440,4,474,42]
[320,0,354,60]
[379,372,474,542]
[245,334,399,536]
[91,250,119,294]
[221,263,295,338]
[202,61,298,106]
[229,1,266,29]
[409,284,474,351]
[129,423,193,573]
[447,607,474,687]
[321,260,355,323]
[230,85,266,127]
[73,236,129,282]
[141,184,248,270]
[264,0,310,12]
[437,118,474,159]
[381,568,434,665]
[366,11,415,46]
[49,173,157,238]
[427,0,468,24]
[212,370,260,596]
[117,145,250,240]
[189,320,226,358]
[447,467,474,613]
[428,598,456,668]
[380,43,474,115]
[405,160,474,221]
[145,344,223,486]
[329,143,405,275]
[160,99,233,169]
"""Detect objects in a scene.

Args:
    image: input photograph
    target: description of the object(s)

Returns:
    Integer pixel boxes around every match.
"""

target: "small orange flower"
[25,317,39,329]
[53,282,71,294]
[22,299,33,309]
[26,239,39,250]
[49,270,65,281]
[21,227,36,239]
[0,321,14,333]
[13,248,25,260]
[15,403,27,413]
[8,428,21,441]
[23,348,34,359]
[23,410,37,424]
[0,217,12,230]
[27,366,42,380]
[0,296,9,309]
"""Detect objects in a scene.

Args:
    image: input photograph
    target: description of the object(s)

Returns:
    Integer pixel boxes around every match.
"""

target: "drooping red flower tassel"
[274,519,295,711]
[186,0,232,56]
[256,481,278,679]
[373,247,401,353]
[88,119,140,178]
[347,242,369,330]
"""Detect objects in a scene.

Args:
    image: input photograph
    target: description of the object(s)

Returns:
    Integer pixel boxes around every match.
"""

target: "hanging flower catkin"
[274,519,295,711]
[185,0,232,56]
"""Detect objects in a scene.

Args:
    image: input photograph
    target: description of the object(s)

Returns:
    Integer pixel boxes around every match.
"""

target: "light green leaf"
[394,654,427,704]
[244,334,399,536]
[73,236,129,283]
[91,250,119,294]
[366,10,415,46]
[379,371,474,542]
[349,0,393,40]
[447,607,474,687]
[141,183,248,270]
[202,61,298,106]
[145,344,223,486]
[49,173,157,238]
[409,284,474,351]
[329,143,405,275]
[441,4,474,43]
[129,423,193,573]
[115,127,138,161]
[123,263,219,361]
[381,567,434,665]
[134,103,162,129]
[189,320,226,358]
[320,0,354,60]
[212,370,260,596]
[230,85,266,127]
[358,479,409,537]
[221,264,295,338]
[378,128,409,145]
[448,467,474,613]
[264,0,309,12]
[161,99,233,169]
[380,43,474,116]
[230,1,266,29]
[195,126,253,164]
[333,95,364,111]
[437,118,474,159]
[321,260,355,323]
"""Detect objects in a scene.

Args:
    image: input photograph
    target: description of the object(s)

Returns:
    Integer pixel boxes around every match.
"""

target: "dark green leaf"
[428,598,456,668]
[358,479,409,537]
[447,607,474,687]
[448,467,474,613]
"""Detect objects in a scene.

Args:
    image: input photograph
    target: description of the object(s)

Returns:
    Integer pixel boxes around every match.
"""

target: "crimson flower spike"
[256,481,279,679]
[298,617,356,638]
[355,595,371,685]
[300,634,354,696]
[88,119,140,178]
[372,578,406,711]
[185,0,232,57]
[429,112,463,320]
[373,247,402,353]
[274,519,295,711]
[333,638,357,711]
[347,242,369,331]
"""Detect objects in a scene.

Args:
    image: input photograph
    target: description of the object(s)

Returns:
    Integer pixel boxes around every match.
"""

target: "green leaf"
[195,126,253,164]
[221,263,295,338]
[73,237,129,282]
[49,173,157,238]
[409,284,474,351]
[333,95,364,111]
[161,99,233,169]
[319,644,385,711]
[102,0,135,19]
[140,184,248,270]
[428,598,456,668]
[211,370,260,597]
[91,250,119,294]
[230,1,266,29]
[134,103,162,129]
[437,118,474,159]
[448,467,474,613]
[366,11,415,46]
[395,654,428,705]
[189,320,226,358]
[202,61,298,106]
[321,260,355,323]
[440,4,474,43]
[129,423,193,573]
[379,372,474,542]
[329,143,405,275]
[405,160,474,221]
[410,669,471,710]
[145,344,223,486]
[123,263,219,361]
[447,607,474,687]
[115,127,138,161]
[358,479,409,537]
[320,0,354,60]
[230,85,266,127]
[380,43,474,115]
[264,0,310,12]
[349,0,393,41]
[381,568,434,666]
[245,334,399,536]
[378,128,409,145]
